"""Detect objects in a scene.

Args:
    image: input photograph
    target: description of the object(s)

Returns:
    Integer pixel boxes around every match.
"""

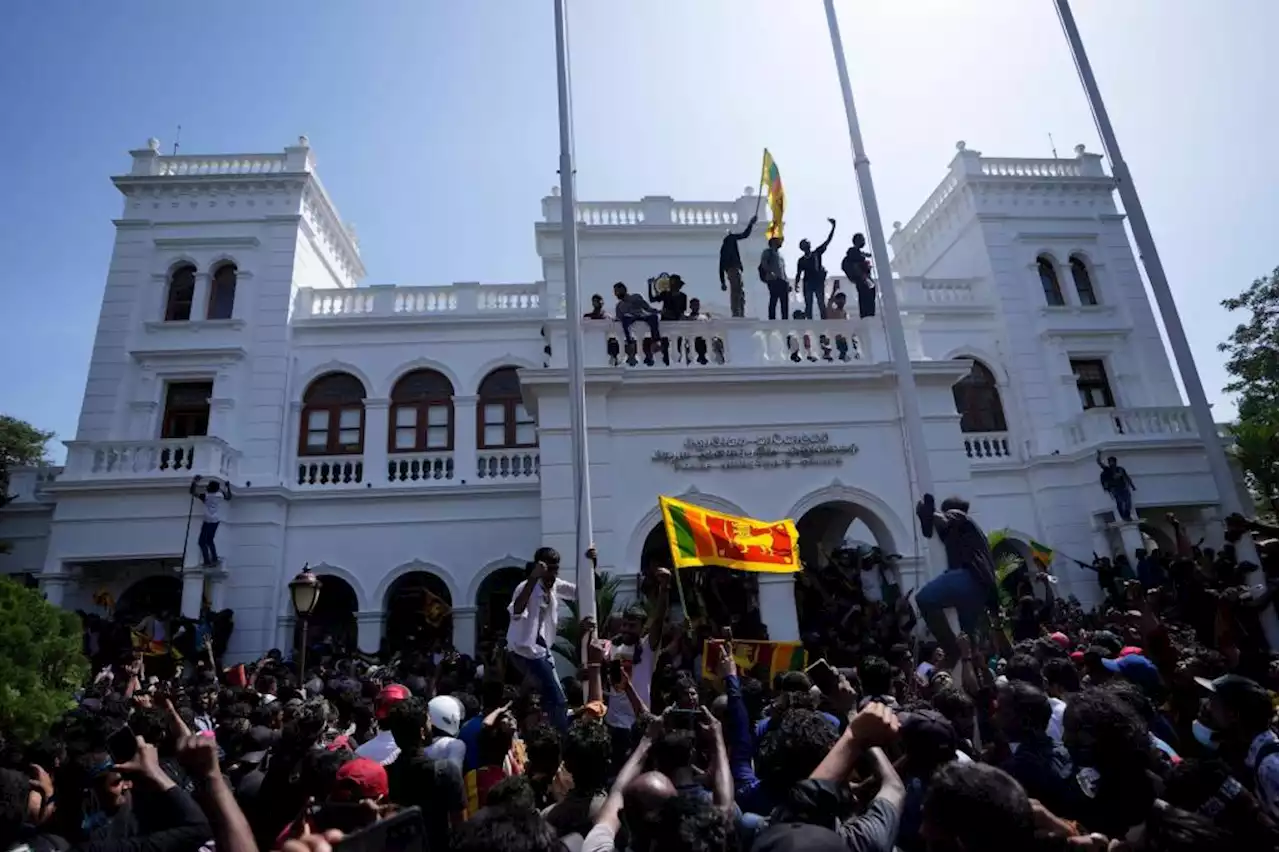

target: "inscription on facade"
[651,432,858,471]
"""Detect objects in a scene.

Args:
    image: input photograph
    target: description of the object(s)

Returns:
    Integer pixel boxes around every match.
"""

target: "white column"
[451,606,477,657]
[758,573,799,642]
[39,574,71,608]
[191,272,211,321]
[206,566,229,611]
[453,395,478,483]
[355,611,384,654]
[180,568,205,619]
[1111,520,1147,561]
[362,399,389,486]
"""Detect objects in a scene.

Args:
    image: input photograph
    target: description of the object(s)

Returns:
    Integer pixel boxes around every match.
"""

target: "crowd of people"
[1,498,1276,852]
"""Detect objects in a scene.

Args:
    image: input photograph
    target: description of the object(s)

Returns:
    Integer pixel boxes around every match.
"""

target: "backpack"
[758,261,769,282]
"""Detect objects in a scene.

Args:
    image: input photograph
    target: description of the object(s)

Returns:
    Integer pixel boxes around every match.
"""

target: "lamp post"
[289,566,322,678]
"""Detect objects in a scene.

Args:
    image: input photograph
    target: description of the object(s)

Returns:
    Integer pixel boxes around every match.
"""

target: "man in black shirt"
[718,215,757,317]
[648,274,688,321]
[841,233,876,319]
[383,697,466,852]
[795,218,836,319]
[1096,450,1137,521]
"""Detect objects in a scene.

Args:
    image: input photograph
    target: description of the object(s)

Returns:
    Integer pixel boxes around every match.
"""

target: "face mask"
[1192,719,1220,751]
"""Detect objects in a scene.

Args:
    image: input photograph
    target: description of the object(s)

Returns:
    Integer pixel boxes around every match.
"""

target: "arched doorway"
[116,575,182,625]
[793,501,899,647]
[639,523,764,639]
[307,575,359,657]
[475,565,526,654]
[384,572,453,655]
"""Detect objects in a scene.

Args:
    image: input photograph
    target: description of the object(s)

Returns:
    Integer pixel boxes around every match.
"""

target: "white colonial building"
[0,136,1249,661]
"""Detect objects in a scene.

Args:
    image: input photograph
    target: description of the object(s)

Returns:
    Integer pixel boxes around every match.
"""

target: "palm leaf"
[554,572,626,668]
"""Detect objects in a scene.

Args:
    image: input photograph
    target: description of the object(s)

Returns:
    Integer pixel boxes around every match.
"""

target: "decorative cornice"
[141,319,247,334]
[153,236,261,249]
[129,347,248,367]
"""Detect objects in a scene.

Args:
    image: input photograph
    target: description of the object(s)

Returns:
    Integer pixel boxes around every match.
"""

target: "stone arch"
[160,256,201,278]
[383,358,464,399]
[785,484,909,556]
[295,360,376,402]
[465,354,541,395]
[305,573,359,652]
[470,556,529,650]
[288,562,371,611]
[1068,252,1100,305]
[374,559,462,607]
[207,254,243,274]
[116,575,182,623]
[381,566,455,653]
[465,554,528,604]
[624,488,749,575]
[941,347,1010,386]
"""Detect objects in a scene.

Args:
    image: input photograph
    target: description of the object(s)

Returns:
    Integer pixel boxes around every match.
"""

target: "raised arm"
[817,218,836,254]
[732,216,757,241]
[646,568,672,652]
[510,566,543,618]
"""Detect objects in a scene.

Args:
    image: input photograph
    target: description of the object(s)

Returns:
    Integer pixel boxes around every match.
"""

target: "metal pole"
[1054,0,1273,648]
[553,0,596,621]
[822,0,939,570]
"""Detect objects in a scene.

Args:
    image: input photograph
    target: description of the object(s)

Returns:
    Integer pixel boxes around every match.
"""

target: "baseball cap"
[751,822,847,852]
[1195,674,1272,719]
[899,709,957,765]
[333,758,389,802]
[1048,632,1070,650]
[1100,654,1162,695]
[375,684,411,720]
[1119,646,1144,658]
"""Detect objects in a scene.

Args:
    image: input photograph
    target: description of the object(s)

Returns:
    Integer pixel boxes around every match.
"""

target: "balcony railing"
[963,432,1016,464]
[2,466,62,504]
[387,452,455,485]
[548,318,877,371]
[297,456,365,490]
[296,449,540,490]
[477,450,540,481]
[1064,406,1198,448]
[294,281,546,323]
[62,438,238,483]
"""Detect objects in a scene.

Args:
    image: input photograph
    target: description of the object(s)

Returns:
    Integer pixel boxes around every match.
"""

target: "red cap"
[1070,651,1085,662]
[375,684,410,720]
[1048,632,1070,650]
[334,758,389,801]
[1119,646,1143,658]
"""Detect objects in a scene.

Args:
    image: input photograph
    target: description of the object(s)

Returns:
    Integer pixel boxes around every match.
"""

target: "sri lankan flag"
[422,588,452,628]
[761,149,784,240]
[659,495,800,574]
[701,639,806,687]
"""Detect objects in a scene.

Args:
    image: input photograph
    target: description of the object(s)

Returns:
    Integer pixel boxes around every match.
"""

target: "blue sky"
[1,1,1275,462]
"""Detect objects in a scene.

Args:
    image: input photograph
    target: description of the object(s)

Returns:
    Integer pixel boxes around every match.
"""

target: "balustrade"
[1064,406,1198,448]
[295,282,547,323]
[963,432,1014,463]
[62,438,237,482]
[578,318,868,370]
[387,452,455,484]
[476,451,540,481]
[296,456,364,489]
[154,154,288,176]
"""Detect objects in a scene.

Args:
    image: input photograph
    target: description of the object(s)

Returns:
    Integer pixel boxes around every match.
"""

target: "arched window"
[478,367,535,448]
[1070,256,1098,306]
[390,369,454,452]
[207,263,237,320]
[300,372,366,455]
[952,359,1008,433]
[164,264,196,321]
[1037,256,1065,306]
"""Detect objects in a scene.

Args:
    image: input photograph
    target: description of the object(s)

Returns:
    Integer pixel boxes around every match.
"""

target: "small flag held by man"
[659,495,801,574]
[761,149,785,240]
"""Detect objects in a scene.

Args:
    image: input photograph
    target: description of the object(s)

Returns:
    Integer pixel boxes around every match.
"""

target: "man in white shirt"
[190,475,232,567]
[604,567,670,768]
[507,547,579,732]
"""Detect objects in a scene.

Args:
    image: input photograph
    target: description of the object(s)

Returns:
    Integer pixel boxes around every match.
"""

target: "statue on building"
[1096,450,1137,521]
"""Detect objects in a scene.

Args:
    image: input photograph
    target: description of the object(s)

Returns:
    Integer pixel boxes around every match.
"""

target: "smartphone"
[106,726,137,764]
[666,708,698,729]
[334,806,424,852]
[806,658,839,694]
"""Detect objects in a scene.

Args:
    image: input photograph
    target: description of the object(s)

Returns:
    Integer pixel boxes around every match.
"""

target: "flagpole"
[754,148,767,219]
[1054,0,1273,648]
[822,0,938,567]
[553,0,596,622]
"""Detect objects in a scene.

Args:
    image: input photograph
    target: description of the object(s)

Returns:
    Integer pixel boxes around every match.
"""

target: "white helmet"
[427,695,463,737]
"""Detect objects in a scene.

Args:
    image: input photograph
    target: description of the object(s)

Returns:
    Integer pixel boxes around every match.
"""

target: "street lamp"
[289,566,322,678]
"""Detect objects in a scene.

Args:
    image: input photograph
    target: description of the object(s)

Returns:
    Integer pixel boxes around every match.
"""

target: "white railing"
[546,196,750,229]
[63,438,237,482]
[556,318,873,371]
[154,154,289,176]
[979,158,1082,178]
[898,278,982,306]
[576,202,645,226]
[296,455,365,489]
[963,432,1015,464]
[477,450,541,481]
[669,203,740,226]
[295,282,547,322]
[386,452,455,485]
[1064,406,1198,448]
[896,175,960,241]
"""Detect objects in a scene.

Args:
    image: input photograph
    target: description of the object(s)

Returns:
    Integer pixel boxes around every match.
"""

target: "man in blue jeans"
[506,546,585,733]
[914,494,999,662]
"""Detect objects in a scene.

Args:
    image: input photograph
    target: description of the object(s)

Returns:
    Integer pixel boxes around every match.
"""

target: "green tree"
[1219,268,1279,504]
[0,577,88,740]
[0,414,55,508]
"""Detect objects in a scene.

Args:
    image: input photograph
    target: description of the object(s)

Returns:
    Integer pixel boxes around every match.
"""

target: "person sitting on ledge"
[613,281,660,366]
[583,293,608,320]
